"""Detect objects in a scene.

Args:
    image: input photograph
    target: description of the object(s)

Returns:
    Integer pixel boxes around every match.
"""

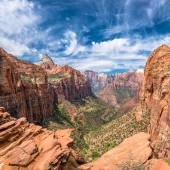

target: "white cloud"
[92,38,129,54]
[0,0,40,56]
[0,0,39,35]
[0,37,30,56]
[64,31,86,55]
[65,35,170,72]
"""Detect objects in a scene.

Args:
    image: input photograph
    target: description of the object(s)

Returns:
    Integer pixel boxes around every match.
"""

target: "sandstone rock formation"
[84,70,114,93]
[97,70,143,112]
[37,54,55,70]
[38,56,92,103]
[147,159,170,170]
[80,132,152,170]
[0,48,54,124]
[0,107,80,170]
[140,44,170,159]
[0,49,92,123]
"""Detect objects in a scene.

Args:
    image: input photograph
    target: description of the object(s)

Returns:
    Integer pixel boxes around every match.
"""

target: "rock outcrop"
[0,48,54,124]
[112,69,143,90]
[80,132,170,170]
[37,55,55,70]
[80,133,152,170]
[38,56,92,103]
[0,107,80,170]
[84,70,114,93]
[140,44,170,159]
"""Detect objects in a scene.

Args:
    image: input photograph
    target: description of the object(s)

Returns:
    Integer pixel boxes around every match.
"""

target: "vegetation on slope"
[43,96,149,162]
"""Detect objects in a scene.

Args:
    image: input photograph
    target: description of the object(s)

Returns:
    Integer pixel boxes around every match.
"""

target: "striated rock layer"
[38,56,92,103]
[0,48,54,124]
[140,44,170,159]
[0,107,80,170]
[0,49,92,123]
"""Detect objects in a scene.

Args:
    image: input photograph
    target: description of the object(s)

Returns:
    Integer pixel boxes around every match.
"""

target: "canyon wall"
[38,56,92,103]
[140,44,170,158]
[0,49,92,123]
[97,70,143,113]
[0,48,55,124]
[84,70,114,93]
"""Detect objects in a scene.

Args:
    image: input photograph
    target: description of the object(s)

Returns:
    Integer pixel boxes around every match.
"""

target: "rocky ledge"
[80,132,170,170]
[0,107,81,170]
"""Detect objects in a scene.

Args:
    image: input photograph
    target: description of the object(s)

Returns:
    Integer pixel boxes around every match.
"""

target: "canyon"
[0,45,170,169]
[0,49,92,124]
[85,69,143,113]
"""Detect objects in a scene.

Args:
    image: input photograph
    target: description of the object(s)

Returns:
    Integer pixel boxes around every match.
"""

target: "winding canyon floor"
[43,96,149,162]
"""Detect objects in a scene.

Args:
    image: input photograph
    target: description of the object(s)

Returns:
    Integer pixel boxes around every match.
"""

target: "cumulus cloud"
[0,0,39,35]
[1,0,170,73]
[64,31,86,55]
[67,34,170,72]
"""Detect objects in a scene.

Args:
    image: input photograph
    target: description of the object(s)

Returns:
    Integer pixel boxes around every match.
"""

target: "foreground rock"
[140,44,170,158]
[80,132,152,170]
[0,108,80,170]
[147,159,170,170]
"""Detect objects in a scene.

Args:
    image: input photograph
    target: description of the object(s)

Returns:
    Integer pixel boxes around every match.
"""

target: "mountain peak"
[37,55,55,70]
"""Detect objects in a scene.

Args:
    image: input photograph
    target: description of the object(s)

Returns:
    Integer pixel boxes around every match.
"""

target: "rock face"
[0,107,80,170]
[112,70,143,90]
[38,56,92,103]
[84,70,114,93]
[80,132,152,170]
[140,44,170,159]
[0,49,92,123]
[0,48,54,124]
[97,70,143,112]
[37,55,55,70]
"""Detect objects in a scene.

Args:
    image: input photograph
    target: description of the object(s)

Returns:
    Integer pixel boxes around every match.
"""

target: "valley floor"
[43,96,150,162]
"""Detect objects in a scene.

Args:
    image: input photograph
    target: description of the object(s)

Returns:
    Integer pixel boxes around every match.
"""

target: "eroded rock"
[0,108,79,170]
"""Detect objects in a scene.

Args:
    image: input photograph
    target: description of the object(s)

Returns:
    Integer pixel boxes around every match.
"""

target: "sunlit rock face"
[38,56,92,104]
[140,44,170,158]
[80,132,152,170]
[0,49,92,123]
[0,107,80,170]
[0,48,54,124]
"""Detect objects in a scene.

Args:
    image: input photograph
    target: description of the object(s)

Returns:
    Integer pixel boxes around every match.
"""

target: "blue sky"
[0,0,170,73]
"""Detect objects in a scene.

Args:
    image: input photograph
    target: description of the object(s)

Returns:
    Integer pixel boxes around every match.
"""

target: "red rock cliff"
[0,48,55,124]
[84,70,114,93]
[97,70,143,113]
[140,44,170,159]
[38,56,92,103]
